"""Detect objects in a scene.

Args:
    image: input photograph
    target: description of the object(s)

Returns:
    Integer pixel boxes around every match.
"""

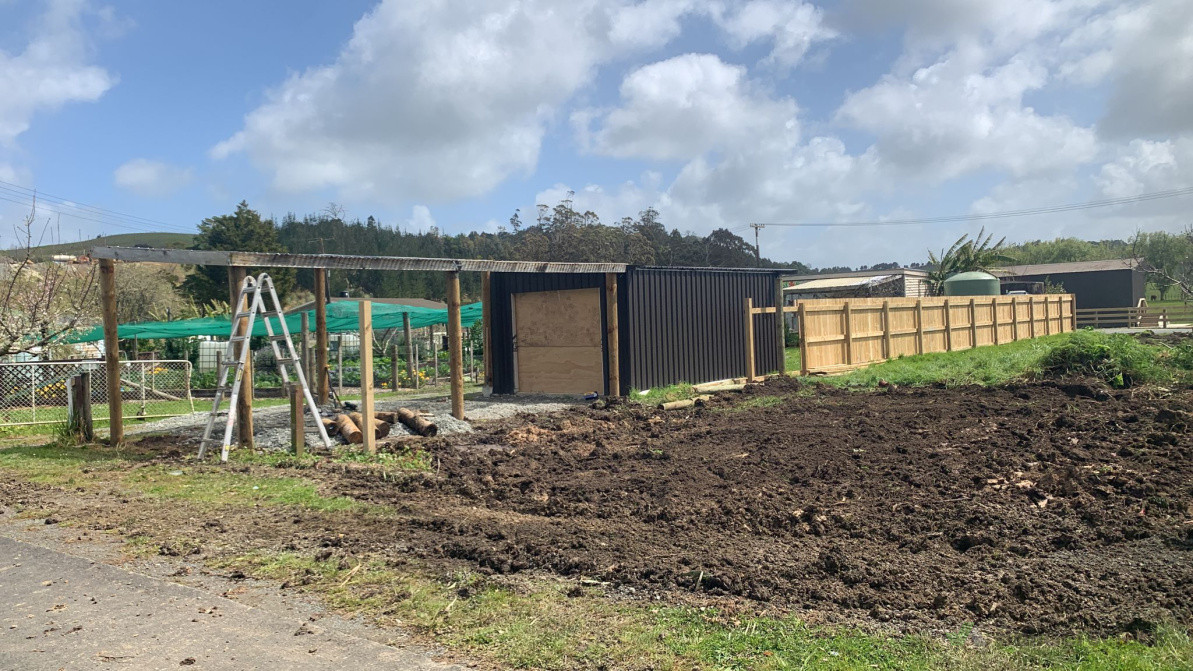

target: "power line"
[0,193,193,235]
[0,188,196,235]
[745,186,1193,229]
[0,178,192,231]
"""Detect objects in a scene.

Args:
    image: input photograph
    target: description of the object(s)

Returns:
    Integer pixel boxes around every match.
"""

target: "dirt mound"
[326,378,1193,636]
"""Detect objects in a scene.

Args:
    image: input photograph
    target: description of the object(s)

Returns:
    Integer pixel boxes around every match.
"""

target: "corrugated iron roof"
[785,275,895,291]
[994,258,1142,276]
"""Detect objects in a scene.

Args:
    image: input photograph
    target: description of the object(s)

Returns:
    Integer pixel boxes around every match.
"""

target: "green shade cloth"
[65,301,482,343]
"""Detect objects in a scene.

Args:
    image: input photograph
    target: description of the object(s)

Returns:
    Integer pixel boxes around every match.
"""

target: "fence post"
[992,297,1000,345]
[1011,297,1019,340]
[300,312,310,382]
[1028,297,1036,338]
[943,299,953,351]
[969,298,977,348]
[390,342,400,391]
[842,301,854,365]
[289,383,304,457]
[881,300,892,360]
[359,301,376,455]
[915,299,924,354]
[775,275,786,375]
[403,312,415,388]
[1044,296,1052,335]
[68,373,94,443]
[1069,297,1076,331]
[744,298,756,380]
[797,302,809,376]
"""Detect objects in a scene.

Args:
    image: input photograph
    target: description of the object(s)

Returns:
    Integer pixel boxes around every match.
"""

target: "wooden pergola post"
[775,276,786,374]
[446,271,464,420]
[314,269,329,404]
[99,258,122,445]
[359,301,376,454]
[481,272,493,393]
[228,267,253,448]
[605,273,620,396]
[300,312,310,382]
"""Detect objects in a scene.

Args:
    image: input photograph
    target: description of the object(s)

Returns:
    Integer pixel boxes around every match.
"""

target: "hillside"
[27,232,195,257]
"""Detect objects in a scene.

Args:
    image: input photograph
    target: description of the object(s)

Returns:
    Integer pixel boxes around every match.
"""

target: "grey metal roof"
[993,258,1142,276]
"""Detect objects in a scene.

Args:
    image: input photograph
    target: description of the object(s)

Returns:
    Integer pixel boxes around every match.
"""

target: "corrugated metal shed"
[489,272,608,395]
[487,267,782,395]
[620,267,780,393]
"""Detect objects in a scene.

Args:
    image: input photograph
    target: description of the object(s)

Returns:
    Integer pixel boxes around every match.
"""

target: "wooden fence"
[756,294,1075,376]
[1075,306,1193,329]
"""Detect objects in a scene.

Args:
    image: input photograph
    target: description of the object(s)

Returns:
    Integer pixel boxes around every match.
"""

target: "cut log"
[334,414,363,444]
[658,395,713,411]
[397,407,438,437]
[695,383,746,393]
[348,412,392,440]
[320,417,338,435]
[374,410,398,424]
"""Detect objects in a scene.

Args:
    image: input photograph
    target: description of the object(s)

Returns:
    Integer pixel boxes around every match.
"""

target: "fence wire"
[0,360,195,427]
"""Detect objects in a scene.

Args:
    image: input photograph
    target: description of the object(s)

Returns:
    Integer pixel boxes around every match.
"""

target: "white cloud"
[1094,0,1193,137]
[406,204,436,232]
[113,158,193,197]
[213,0,701,204]
[0,0,117,146]
[1096,138,1193,197]
[578,53,798,161]
[715,0,836,70]
[837,51,1098,182]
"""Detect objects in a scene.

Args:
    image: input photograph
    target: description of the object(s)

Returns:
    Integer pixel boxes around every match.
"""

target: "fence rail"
[1075,307,1193,329]
[0,359,194,427]
[770,294,1075,375]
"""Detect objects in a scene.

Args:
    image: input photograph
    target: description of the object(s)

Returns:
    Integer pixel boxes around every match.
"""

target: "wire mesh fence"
[0,360,195,427]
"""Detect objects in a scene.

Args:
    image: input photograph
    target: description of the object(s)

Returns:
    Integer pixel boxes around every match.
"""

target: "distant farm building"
[781,268,930,328]
[992,259,1145,309]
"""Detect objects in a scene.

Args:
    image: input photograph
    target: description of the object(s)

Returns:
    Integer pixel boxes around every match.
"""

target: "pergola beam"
[91,246,626,274]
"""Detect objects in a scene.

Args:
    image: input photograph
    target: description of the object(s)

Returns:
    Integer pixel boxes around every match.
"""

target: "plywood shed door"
[512,288,604,394]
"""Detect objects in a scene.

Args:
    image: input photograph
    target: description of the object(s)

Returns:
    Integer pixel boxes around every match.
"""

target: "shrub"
[1039,331,1166,387]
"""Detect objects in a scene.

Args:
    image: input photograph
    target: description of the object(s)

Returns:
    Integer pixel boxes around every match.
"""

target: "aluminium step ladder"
[199,273,333,461]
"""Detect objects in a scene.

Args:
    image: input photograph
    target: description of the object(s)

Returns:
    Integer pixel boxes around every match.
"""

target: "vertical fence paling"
[766,295,1074,374]
[0,359,194,427]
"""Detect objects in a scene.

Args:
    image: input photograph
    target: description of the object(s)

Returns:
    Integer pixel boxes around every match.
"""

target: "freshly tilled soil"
[4,377,1191,639]
[325,378,1193,636]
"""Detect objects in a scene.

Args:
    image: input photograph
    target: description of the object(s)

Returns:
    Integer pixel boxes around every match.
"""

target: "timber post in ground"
[227,266,253,448]
[314,269,329,404]
[446,271,465,420]
[99,258,122,445]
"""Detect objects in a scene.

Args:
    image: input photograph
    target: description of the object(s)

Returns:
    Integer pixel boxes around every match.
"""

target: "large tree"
[1131,228,1193,299]
[181,202,295,306]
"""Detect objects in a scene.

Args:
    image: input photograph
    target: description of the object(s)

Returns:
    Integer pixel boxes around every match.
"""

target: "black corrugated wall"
[488,268,781,395]
[620,268,780,393]
[489,272,608,395]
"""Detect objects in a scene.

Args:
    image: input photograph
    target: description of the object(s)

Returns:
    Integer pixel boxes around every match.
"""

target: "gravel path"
[123,392,581,451]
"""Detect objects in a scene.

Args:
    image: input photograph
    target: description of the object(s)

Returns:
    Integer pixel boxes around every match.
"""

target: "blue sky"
[1,0,1191,267]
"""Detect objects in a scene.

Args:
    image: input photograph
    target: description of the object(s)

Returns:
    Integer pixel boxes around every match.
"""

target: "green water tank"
[942,271,1001,296]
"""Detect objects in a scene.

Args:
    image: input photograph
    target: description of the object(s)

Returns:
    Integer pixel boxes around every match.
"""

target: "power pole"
[750,223,765,264]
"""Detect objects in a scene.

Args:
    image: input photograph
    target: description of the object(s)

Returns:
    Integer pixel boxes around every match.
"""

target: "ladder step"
[230,335,250,342]
[233,312,252,319]
[276,357,295,364]
[268,334,291,341]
